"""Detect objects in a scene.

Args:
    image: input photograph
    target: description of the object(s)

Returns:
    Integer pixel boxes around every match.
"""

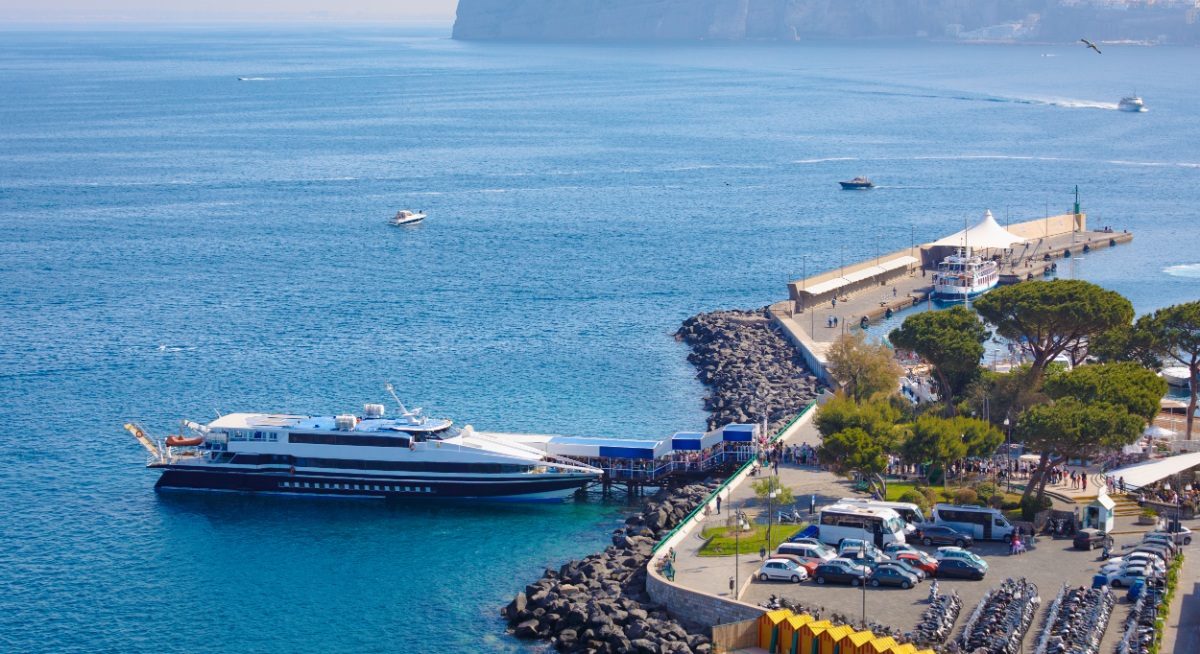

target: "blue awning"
[672,432,704,451]
[722,424,756,442]
[599,445,656,460]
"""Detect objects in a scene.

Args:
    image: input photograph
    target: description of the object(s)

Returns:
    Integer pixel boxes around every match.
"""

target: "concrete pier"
[769,213,1132,382]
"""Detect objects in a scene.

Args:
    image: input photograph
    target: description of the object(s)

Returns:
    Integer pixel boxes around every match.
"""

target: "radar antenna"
[385,383,424,425]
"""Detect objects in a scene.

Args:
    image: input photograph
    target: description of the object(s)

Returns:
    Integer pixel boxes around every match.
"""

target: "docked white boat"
[390,209,426,226]
[1162,366,1193,389]
[1118,96,1147,113]
[932,248,999,301]
[125,388,602,502]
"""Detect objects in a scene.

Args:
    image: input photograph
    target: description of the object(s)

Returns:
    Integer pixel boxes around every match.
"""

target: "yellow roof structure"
[840,630,876,654]
[759,609,793,649]
[864,636,899,654]
[888,644,918,654]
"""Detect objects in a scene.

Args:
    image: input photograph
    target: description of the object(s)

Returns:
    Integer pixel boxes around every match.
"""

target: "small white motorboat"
[1118,96,1146,113]
[390,209,426,226]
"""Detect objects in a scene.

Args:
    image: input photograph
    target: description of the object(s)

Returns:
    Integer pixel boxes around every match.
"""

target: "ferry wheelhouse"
[126,394,602,503]
[932,248,999,301]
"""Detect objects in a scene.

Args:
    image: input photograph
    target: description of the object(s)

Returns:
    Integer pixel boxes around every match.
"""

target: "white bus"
[817,504,907,548]
[930,503,1015,541]
[838,498,927,534]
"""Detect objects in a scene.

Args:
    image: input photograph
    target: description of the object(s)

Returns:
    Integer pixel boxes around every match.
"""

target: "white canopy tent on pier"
[931,209,1027,251]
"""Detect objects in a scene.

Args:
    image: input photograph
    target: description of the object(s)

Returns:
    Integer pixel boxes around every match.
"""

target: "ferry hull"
[154,468,594,503]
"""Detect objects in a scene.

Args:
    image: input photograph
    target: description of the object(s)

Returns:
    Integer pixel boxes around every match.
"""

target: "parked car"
[777,542,835,562]
[757,558,808,583]
[934,547,988,571]
[1102,553,1166,571]
[869,565,920,589]
[1074,528,1113,551]
[838,538,876,556]
[876,559,926,581]
[787,536,826,548]
[814,559,871,586]
[1146,528,1190,547]
[935,558,986,580]
[1102,565,1159,589]
[772,554,821,576]
[895,551,939,575]
[915,525,974,548]
[883,542,919,557]
[1131,543,1175,561]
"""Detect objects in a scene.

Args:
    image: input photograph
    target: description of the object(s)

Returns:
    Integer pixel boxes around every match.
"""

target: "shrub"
[976,483,997,502]
[1020,496,1053,522]
[989,495,1005,509]
[1141,507,1159,518]
[898,489,930,512]
[953,488,979,506]
[919,486,938,506]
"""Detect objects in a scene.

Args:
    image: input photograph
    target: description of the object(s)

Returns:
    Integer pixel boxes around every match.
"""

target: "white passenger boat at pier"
[125,388,602,502]
[932,248,999,301]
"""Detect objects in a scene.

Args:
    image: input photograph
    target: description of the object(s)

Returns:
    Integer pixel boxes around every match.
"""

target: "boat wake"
[157,344,196,353]
[237,77,273,81]
[1164,263,1200,278]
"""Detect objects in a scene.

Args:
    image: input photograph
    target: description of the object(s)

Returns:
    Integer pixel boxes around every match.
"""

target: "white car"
[1103,565,1160,588]
[1147,527,1192,546]
[1102,554,1165,573]
[934,547,989,571]
[757,558,809,583]
[829,557,872,576]
[1101,560,1165,578]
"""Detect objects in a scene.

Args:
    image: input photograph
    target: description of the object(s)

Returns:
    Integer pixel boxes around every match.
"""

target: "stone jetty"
[676,308,821,431]
[503,483,717,654]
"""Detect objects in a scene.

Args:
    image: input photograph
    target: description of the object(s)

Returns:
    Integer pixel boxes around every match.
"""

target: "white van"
[930,503,1015,541]
[818,504,907,548]
[838,498,927,534]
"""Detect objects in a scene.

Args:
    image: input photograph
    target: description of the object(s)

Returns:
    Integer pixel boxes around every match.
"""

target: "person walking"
[716,494,722,515]
[1082,474,1087,492]
[809,494,816,516]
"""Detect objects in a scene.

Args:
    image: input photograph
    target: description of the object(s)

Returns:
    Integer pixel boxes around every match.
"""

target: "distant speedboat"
[1118,96,1146,113]
[390,209,426,226]
[839,176,875,190]
[1162,366,1192,389]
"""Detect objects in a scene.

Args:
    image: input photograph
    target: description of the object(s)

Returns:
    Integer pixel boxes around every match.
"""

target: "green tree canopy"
[956,416,1005,459]
[901,415,968,485]
[826,331,903,402]
[1043,361,1167,424]
[816,427,889,484]
[1135,301,1200,440]
[815,393,901,442]
[889,305,989,415]
[1016,397,1145,502]
[751,476,795,506]
[973,279,1134,383]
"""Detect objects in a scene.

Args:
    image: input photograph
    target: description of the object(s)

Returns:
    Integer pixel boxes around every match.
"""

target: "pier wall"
[1006,212,1086,240]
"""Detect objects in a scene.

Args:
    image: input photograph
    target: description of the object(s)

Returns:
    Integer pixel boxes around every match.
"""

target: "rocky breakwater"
[503,483,716,654]
[676,308,821,431]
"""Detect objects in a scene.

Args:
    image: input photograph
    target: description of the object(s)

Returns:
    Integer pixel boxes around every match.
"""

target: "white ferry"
[125,392,602,503]
[932,248,999,301]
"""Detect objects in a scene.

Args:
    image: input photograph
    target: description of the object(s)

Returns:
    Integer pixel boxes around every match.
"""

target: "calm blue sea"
[1,24,1197,653]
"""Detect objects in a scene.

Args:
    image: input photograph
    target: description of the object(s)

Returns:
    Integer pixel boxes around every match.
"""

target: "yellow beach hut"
[818,624,855,654]
[798,619,833,654]
[862,636,899,654]
[840,630,876,654]
[777,614,815,654]
[888,644,918,654]
[759,609,793,651]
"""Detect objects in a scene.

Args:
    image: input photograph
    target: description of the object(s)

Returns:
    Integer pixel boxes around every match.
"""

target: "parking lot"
[742,533,1152,649]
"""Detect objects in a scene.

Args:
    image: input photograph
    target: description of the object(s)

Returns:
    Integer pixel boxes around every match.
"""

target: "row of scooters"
[953,578,1041,654]
[907,587,962,648]
[1032,584,1115,654]
[1115,585,1163,654]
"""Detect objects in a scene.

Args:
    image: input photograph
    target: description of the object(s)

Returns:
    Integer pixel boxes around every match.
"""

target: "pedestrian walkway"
[670,420,852,600]
[1161,542,1199,654]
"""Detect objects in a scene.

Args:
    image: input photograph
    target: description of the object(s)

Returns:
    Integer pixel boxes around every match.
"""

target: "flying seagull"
[1080,38,1102,54]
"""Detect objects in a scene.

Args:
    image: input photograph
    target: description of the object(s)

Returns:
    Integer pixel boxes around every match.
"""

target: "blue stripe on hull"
[154,469,591,502]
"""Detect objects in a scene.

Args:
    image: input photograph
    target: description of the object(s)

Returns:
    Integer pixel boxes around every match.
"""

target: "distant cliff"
[452,0,1200,44]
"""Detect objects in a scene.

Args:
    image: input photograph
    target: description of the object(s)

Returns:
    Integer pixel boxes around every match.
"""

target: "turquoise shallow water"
[1,25,1198,653]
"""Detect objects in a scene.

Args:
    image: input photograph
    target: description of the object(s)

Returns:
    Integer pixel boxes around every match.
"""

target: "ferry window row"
[279,481,432,493]
[227,430,278,442]
[227,453,532,474]
[288,432,410,448]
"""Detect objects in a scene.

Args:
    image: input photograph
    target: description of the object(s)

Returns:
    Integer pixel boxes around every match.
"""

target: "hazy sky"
[0,0,459,22]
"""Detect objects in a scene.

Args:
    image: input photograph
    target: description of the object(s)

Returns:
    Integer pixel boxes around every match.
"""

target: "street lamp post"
[734,500,740,596]
[860,570,867,627]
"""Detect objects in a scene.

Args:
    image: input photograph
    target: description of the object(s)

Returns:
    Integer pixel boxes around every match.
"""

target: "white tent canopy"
[1104,451,1200,490]
[932,210,1027,250]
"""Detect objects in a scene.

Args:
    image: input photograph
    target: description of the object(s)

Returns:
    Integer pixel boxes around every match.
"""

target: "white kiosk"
[1085,490,1116,533]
